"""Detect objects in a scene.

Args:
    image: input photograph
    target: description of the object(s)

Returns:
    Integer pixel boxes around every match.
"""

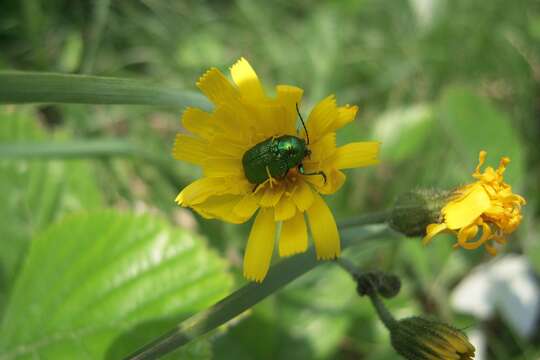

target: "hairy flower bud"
[390,316,475,360]
[389,189,450,237]
[355,271,401,298]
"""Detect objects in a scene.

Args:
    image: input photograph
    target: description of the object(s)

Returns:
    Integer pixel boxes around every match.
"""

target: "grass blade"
[0,72,211,110]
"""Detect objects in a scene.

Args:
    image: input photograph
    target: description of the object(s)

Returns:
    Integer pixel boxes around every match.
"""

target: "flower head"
[423,150,526,255]
[390,316,475,360]
[173,58,380,281]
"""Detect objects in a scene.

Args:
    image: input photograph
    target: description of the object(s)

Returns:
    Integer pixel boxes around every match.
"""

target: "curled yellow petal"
[307,193,340,259]
[423,223,448,245]
[243,208,276,282]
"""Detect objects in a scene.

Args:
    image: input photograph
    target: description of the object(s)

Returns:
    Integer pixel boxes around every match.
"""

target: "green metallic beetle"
[242,104,327,191]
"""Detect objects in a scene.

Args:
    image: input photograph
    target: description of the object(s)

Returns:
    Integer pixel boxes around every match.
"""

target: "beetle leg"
[265,166,277,188]
[300,169,327,184]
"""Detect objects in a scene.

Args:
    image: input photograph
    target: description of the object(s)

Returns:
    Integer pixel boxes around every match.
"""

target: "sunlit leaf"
[0,107,104,315]
[0,211,233,359]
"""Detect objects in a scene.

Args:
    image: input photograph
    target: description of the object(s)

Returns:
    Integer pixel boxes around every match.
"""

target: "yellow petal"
[196,68,239,106]
[274,196,297,221]
[308,133,336,161]
[422,223,448,245]
[303,167,346,195]
[259,185,284,207]
[175,178,231,206]
[233,192,261,219]
[276,85,304,135]
[291,180,314,211]
[243,208,276,282]
[334,105,359,130]
[230,57,266,101]
[279,211,308,256]
[202,157,243,177]
[209,136,246,157]
[443,183,491,229]
[331,142,381,169]
[181,107,214,139]
[306,95,338,142]
[456,224,479,248]
[252,103,289,139]
[459,222,490,250]
[213,104,253,141]
[306,193,340,259]
[172,134,208,164]
[192,194,247,224]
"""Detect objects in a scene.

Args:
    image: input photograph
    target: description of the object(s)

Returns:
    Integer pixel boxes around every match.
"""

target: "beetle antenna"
[296,103,310,145]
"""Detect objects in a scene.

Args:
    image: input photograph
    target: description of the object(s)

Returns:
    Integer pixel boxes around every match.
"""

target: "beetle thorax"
[276,136,307,168]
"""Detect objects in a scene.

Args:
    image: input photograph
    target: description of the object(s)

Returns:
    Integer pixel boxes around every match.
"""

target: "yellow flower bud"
[390,316,475,360]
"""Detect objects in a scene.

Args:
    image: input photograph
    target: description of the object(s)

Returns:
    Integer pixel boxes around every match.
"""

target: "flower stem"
[338,210,390,229]
[369,293,398,330]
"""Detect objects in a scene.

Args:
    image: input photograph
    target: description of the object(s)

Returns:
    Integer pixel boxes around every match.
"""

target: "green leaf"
[0,107,104,315]
[0,211,233,359]
[0,72,211,110]
[437,86,525,188]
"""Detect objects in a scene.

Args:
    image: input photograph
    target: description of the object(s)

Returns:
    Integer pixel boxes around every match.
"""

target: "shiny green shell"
[242,135,308,184]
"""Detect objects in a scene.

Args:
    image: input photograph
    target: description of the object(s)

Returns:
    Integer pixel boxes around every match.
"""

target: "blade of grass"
[0,139,185,186]
[0,72,211,110]
[79,0,111,74]
[125,216,393,360]
[0,140,138,159]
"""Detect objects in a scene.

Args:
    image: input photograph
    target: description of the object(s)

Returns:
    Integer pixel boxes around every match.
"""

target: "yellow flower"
[423,150,526,255]
[173,58,380,281]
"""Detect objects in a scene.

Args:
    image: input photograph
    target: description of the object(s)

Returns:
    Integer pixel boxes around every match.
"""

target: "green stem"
[124,221,392,360]
[334,257,362,278]
[338,210,390,228]
[369,293,397,330]
[0,140,186,187]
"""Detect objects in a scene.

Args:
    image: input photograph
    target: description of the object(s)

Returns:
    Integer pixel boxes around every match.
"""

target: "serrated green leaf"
[0,211,233,359]
[0,107,104,315]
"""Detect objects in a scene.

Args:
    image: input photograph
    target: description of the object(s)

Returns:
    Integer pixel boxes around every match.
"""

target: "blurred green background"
[1,0,539,359]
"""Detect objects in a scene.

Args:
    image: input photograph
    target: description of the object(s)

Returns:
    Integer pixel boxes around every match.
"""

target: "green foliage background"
[1,0,539,359]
